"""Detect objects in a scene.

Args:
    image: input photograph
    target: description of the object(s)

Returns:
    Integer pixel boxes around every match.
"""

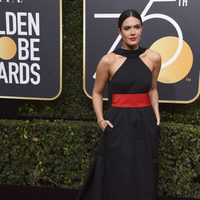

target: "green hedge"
[0,120,199,198]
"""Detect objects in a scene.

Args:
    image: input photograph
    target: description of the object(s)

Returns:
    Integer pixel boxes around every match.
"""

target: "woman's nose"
[130,28,135,35]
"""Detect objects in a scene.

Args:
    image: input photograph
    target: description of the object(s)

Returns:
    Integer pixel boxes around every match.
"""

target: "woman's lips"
[129,37,137,41]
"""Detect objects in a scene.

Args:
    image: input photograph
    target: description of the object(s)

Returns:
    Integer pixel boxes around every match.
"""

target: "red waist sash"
[111,93,151,107]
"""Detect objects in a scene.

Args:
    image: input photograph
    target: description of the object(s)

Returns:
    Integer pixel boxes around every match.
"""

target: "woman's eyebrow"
[124,24,141,28]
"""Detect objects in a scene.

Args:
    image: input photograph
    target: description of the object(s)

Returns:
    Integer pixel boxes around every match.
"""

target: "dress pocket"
[103,119,120,140]
[103,125,110,133]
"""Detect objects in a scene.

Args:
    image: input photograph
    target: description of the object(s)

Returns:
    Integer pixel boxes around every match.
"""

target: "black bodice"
[107,46,152,107]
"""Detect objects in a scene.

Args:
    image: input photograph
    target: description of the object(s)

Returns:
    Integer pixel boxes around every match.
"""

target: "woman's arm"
[148,51,161,126]
[92,54,114,131]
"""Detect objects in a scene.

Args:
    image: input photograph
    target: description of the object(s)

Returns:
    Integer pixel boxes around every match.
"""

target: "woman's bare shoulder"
[98,52,117,67]
[145,48,161,63]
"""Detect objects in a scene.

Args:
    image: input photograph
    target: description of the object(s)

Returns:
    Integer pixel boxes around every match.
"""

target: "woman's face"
[119,16,143,48]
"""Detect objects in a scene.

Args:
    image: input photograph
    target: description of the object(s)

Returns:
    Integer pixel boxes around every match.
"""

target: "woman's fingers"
[156,118,160,126]
[99,119,114,131]
[105,120,114,128]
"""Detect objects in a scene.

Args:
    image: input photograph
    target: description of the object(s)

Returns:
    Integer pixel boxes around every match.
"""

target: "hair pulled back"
[118,9,143,29]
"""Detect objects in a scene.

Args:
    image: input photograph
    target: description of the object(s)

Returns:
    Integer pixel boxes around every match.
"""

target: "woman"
[76,9,161,200]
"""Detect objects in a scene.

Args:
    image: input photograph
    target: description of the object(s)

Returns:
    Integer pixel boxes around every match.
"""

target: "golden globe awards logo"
[84,0,200,103]
[0,12,40,85]
[0,0,62,100]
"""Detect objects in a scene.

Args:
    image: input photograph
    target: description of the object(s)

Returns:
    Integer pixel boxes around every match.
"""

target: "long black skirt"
[75,106,160,200]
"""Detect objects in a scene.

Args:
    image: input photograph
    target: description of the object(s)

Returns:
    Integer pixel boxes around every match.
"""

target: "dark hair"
[118,9,143,29]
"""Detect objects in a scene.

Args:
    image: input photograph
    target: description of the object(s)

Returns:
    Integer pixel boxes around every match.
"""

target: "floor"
[0,185,199,200]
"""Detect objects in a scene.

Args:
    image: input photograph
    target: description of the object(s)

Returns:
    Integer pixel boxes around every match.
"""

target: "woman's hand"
[98,119,114,132]
[156,116,160,126]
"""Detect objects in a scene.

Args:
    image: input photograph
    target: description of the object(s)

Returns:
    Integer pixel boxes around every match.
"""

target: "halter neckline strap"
[113,46,147,58]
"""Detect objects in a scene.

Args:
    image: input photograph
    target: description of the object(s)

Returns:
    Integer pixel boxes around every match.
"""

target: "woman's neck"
[121,44,139,51]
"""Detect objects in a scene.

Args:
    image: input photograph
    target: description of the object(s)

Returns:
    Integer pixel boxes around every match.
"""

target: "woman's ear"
[118,28,121,35]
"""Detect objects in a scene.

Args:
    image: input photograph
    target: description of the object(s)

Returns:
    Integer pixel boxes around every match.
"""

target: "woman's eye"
[124,26,141,30]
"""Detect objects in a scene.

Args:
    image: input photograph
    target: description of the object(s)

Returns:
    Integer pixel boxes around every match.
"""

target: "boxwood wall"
[0,120,199,198]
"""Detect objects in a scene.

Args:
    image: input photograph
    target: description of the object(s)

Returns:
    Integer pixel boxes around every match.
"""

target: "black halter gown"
[75,46,161,200]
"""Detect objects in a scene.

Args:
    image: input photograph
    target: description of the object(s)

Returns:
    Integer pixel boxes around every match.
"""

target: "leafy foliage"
[0,120,199,198]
